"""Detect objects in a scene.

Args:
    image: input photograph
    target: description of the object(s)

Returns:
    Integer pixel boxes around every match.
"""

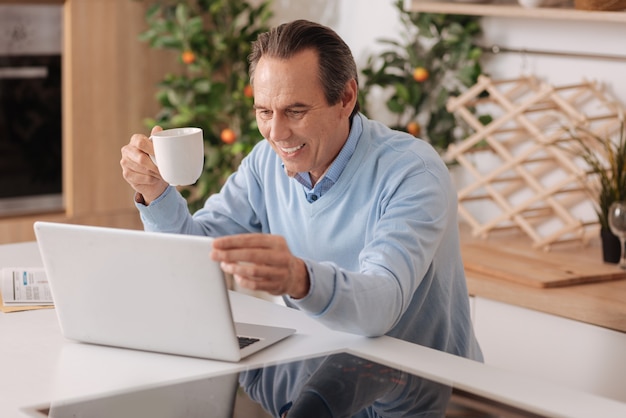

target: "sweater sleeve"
[136,146,267,237]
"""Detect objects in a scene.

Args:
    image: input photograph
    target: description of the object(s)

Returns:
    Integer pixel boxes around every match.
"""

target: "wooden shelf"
[406,1,626,23]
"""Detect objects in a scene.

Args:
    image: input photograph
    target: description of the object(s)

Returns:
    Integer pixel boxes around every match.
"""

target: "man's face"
[252,49,356,184]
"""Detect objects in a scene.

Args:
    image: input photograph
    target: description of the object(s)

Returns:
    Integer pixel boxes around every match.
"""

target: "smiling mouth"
[280,144,305,154]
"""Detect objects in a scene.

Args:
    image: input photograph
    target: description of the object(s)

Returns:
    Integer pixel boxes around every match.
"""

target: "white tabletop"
[2,241,626,417]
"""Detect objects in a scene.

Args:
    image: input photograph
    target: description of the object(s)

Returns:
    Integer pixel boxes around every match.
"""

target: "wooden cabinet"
[0,0,180,244]
[406,0,626,22]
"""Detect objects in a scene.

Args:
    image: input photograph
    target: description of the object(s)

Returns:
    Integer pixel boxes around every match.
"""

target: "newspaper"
[1,267,53,306]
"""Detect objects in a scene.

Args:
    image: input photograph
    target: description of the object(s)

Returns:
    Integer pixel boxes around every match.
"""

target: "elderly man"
[120,19,482,362]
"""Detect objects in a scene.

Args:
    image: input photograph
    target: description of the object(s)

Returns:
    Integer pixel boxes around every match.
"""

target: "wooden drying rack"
[446,75,624,251]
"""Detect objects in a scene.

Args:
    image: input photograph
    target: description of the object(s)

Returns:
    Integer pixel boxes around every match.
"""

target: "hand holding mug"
[121,126,204,204]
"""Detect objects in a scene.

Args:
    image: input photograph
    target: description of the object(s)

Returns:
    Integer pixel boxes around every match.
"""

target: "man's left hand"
[211,234,310,299]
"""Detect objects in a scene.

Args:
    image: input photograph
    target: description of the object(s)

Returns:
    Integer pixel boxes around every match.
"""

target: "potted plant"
[135,0,273,212]
[568,120,626,263]
[358,0,487,153]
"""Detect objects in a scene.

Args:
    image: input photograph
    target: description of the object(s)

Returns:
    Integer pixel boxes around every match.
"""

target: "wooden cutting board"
[462,241,626,288]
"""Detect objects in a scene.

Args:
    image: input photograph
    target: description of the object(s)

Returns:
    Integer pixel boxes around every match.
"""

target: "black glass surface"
[28,352,545,418]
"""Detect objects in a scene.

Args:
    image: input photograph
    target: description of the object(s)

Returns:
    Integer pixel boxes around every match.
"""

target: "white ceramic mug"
[150,127,204,186]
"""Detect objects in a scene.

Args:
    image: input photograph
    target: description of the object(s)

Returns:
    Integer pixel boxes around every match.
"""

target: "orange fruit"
[407,121,421,137]
[220,128,237,144]
[243,84,254,98]
[181,50,196,64]
[412,67,429,82]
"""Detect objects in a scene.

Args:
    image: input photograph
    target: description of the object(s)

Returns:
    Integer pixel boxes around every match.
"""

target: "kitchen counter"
[461,226,626,333]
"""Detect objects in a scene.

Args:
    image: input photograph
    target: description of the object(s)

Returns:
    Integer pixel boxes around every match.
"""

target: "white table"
[2,242,626,417]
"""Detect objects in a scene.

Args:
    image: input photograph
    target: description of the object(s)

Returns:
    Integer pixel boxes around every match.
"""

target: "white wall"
[270,0,401,67]
[479,16,626,108]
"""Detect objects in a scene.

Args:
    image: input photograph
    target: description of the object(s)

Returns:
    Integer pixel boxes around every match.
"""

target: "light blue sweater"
[138,114,482,361]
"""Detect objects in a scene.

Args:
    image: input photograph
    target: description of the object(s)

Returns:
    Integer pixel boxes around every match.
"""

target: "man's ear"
[341,79,359,117]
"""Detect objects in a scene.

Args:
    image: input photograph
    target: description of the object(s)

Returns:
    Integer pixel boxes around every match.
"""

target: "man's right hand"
[120,126,169,205]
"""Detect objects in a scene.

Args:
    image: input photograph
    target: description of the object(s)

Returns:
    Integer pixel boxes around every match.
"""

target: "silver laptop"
[33,221,295,362]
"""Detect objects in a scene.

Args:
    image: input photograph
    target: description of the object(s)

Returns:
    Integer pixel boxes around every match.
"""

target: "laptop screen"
[27,352,544,418]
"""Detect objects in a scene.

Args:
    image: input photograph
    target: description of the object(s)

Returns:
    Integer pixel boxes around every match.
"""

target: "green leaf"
[478,114,493,126]
[175,3,188,27]
[387,96,405,114]
[193,79,211,93]
[231,142,245,154]
[394,83,410,102]
[171,113,193,126]
[145,3,161,20]
[186,16,204,36]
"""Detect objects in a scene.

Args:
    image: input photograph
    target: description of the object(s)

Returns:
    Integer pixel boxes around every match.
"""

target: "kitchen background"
[0,0,625,242]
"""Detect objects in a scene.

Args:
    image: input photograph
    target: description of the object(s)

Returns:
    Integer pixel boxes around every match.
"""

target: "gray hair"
[248,19,360,118]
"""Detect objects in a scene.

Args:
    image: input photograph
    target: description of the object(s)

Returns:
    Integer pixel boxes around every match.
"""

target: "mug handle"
[147,135,158,166]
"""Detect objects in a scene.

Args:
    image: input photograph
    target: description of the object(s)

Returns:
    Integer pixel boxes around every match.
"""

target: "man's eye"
[287,110,305,118]
[257,110,272,119]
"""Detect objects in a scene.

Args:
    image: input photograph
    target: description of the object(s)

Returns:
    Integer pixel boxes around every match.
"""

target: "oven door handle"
[0,66,48,79]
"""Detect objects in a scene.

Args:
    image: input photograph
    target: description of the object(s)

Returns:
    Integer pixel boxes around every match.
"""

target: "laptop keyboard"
[238,336,260,349]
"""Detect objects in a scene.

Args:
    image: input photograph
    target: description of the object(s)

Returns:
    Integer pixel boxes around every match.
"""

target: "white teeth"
[281,144,305,154]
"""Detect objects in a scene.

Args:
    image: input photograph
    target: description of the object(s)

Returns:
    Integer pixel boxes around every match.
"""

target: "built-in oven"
[0,4,63,217]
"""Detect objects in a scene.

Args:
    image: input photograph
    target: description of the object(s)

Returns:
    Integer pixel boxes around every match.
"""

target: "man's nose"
[268,114,291,142]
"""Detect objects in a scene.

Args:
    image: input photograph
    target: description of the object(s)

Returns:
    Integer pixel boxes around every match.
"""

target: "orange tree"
[359,0,486,153]
[137,0,272,211]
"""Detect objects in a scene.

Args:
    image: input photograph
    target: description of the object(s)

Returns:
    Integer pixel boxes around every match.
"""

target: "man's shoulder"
[248,138,272,157]
[360,116,442,163]
[243,139,280,168]
[238,139,289,186]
